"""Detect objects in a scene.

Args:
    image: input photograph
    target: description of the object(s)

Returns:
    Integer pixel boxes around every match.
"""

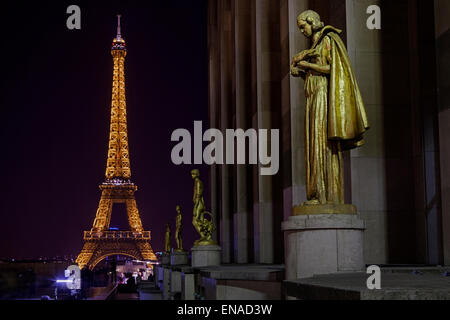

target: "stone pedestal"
[170,269,182,299]
[162,267,171,300]
[171,250,189,266]
[282,213,365,280]
[191,245,222,267]
[161,253,170,265]
[181,272,196,300]
[156,266,164,289]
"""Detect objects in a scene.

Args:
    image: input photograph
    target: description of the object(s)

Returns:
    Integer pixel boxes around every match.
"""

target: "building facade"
[207,0,450,267]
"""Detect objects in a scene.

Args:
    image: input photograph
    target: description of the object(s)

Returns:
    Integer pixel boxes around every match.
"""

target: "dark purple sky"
[0,0,209,259]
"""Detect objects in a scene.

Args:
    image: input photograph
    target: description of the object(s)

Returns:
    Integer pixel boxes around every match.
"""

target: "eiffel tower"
[76,15,156,270]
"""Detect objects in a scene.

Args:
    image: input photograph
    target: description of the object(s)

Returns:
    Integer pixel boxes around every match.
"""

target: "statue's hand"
[292,52,306,66]
[291,66,302,77]
[291,62,307,77]
[298,61,310,70]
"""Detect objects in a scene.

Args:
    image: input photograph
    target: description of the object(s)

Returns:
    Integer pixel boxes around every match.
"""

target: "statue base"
[194,239,218,246]
[191,245,221,268]
[161,253,171,265]
[171,250,189,266]
[282,212,365,280]
[293,203,357,215]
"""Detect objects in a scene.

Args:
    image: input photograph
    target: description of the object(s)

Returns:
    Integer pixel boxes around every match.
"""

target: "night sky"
[0,0,210,259]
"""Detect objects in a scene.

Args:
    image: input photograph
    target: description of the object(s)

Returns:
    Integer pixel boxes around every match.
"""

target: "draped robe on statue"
[303,26,369,205]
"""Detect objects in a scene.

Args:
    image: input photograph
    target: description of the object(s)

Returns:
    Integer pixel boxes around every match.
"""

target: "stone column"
[347,0,433,265]
[254,0,281,264]
[346,0,388,264]
[219,0,234,263]
[233,0,253,264]
[282,0,309,214]
[280,0,309,280]
[435,0,450,265]
[208,0,220,244]
[251,0,260,263]
[407,0,442,265]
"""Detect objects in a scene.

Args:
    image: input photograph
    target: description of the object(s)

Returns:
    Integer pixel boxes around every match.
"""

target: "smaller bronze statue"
[174,205,184,252]
[191,169,216,246]
[164,223,171,254]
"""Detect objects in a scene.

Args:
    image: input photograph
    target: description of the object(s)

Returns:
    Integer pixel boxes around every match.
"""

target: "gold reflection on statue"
[191,169,216,246]
[164,223,171,254]
[291,10,369,214]
[174,205,184,252]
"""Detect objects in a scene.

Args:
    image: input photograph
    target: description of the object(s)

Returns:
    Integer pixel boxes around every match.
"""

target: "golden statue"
[174,205,184,252]
[291,10,369,214]
[164,223,171,254]
[191,169,216,246]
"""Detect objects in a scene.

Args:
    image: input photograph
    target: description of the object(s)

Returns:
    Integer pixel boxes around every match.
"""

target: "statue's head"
[297,10,324,38]
[191,169,200,179]
[176,205,181,213]
[166,223,170,230]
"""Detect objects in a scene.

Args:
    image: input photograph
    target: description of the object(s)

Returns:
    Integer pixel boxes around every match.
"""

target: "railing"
[84,231,151,240]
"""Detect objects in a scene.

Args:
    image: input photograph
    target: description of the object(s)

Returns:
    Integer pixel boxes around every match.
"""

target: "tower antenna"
[117,14,122,39]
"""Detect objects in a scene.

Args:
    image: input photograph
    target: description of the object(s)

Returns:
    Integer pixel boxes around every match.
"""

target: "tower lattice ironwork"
[76,15,156,270]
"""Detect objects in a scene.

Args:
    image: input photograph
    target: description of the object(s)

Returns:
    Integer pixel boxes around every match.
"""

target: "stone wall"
[435,0,450,265]
[208,0,288,264]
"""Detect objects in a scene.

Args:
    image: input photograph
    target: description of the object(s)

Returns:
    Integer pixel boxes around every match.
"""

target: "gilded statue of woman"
[291,10,369,209]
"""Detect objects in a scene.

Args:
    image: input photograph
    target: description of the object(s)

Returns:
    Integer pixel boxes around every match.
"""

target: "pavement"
[283,268,450,300]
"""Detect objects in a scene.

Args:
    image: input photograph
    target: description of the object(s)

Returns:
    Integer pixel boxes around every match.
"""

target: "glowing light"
[56,280,73,283]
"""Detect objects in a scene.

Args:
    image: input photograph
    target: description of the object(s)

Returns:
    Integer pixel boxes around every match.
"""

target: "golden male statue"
[175,205,184,252]
[191,169,216,246]
[164,223,171,254]
[291,10,369,210]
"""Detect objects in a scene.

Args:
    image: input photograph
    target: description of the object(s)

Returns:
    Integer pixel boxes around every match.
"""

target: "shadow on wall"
[436,29,450,113]
[381,0,442,264]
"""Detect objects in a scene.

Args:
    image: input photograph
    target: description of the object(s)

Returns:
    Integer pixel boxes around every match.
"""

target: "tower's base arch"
[76,233,156,270]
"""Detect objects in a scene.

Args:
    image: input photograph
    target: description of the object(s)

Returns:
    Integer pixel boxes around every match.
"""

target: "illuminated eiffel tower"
[76,15,156,270]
